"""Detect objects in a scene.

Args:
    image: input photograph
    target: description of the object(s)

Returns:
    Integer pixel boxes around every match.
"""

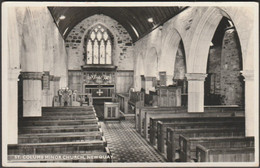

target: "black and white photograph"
[1,1,259,167]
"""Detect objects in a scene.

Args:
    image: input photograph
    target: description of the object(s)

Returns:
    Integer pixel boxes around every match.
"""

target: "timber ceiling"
[48,7,187,42]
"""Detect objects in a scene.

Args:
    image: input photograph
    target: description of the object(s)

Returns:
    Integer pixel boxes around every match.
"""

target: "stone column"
[144,76,156,94]
[21,72,43,117]
[185,73,207,112]
[8,68,21,144]
[52,76,61,107]
[53,76,61,96]
[166,75,174,86]
[42,72,52,107]
[134,75,142,91]
[241,70,255,137]
[49,75,55,106]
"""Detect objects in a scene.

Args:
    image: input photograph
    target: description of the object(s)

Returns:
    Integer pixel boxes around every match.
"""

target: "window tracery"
[85,25,112,64]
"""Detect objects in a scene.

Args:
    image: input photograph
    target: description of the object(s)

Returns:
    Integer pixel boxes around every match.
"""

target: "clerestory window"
[85,25,112,64]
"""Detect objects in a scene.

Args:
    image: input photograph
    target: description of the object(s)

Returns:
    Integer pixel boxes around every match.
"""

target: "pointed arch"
[187,7,254,73]
[187,7,224,73]
[160,28,187,85]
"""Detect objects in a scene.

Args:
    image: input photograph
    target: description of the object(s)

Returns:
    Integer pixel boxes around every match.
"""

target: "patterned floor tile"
[101,120,166,162]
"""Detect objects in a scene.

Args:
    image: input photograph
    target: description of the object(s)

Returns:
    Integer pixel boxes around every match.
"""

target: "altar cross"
[96,89,103,96]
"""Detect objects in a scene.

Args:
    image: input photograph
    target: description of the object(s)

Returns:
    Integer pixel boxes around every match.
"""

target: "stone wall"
[65,14,134,70]
[173,41,186,80]
[220,28,244,105]
[207,46,221,95]
[206,29,244,105]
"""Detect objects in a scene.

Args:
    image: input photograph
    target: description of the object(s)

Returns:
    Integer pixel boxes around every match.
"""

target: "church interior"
[2,3,259,166]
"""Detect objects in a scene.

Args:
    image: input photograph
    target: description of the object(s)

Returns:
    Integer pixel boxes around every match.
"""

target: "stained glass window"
[86,25,112,64]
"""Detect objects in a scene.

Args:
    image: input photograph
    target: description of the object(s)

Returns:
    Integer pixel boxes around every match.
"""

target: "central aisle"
[101,120,166,162]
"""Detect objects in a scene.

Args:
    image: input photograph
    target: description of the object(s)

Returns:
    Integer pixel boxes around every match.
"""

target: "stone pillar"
[166,75,174,86]
[143,76,156,94]
[241,70,255,137]
[21,72,43,117]
[42,72,52,107]
[134,75,142,91]
[49,75,55,105]
[8,68,21,144]
[53,76,61,96]
[185,73,207,112]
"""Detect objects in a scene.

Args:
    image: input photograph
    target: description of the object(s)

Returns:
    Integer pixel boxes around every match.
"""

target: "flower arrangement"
[102,75,110,81]
[90,74,96,81]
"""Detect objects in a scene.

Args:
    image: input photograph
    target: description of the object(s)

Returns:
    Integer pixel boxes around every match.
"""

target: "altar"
[84,84,115,100]
[81,65,117,102]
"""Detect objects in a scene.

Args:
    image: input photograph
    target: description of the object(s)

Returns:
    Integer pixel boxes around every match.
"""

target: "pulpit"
[156,86,182,107]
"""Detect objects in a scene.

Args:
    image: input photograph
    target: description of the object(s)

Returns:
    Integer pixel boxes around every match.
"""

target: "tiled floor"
[101,120,166,162]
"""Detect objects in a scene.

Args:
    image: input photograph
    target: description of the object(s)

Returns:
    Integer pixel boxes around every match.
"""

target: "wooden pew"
[138,106,244,137]
[180,136,254,162]
[41,112,96,118]
[42,106,94,112]
[11,106,111,163]
[166,127,245,162]
[117,93,129,114]
[116,91,144,114]
[156,118,245,153]
[143,109,188,138]
[128,91,144,114]
[19,118,99,127]
[20,114,97,121]
[19,124,101,134]
[18,131,103,143]
[137,106,186,133]
[196,143,254,162]
[146,110,244,142]
[147,107,244,142]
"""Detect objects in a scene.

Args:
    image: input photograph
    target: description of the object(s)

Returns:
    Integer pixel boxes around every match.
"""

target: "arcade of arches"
[3,4,258,164]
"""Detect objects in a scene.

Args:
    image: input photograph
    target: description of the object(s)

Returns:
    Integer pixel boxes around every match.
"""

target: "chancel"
[2,2,258,166]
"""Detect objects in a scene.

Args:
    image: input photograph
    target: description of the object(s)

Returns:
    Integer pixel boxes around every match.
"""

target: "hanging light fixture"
[59,15,66,20]
[147,17,153,23]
